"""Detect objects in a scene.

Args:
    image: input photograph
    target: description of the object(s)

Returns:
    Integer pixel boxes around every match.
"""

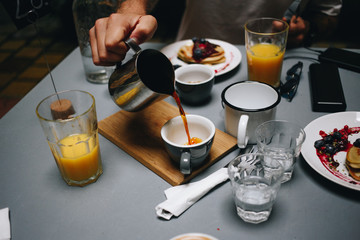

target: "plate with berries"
[302,111,360,191]
[161,38,242,76]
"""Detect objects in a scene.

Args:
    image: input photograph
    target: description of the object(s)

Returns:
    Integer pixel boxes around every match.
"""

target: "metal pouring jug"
[108,39,175,112]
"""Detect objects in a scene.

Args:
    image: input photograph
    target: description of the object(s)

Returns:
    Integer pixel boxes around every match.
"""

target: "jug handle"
[125,38,142,54]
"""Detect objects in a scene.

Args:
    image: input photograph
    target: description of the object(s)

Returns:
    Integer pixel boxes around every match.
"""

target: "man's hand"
[273,16,310,48]
[286,16,310,48]
[89,13,157,66]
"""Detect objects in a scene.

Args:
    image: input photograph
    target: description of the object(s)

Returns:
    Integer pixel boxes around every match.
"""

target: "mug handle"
[180,151,191,175]
[237,114,249,148]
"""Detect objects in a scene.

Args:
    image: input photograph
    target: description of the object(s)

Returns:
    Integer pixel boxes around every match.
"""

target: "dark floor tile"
[0,40,27,51]
[18,66,49,80]
[35,53,67,67]
[0,97,21,118]
[1,81,38,97]
[15,47,43,58]
[49,41,77,52]
[0,72,16,89]
[0,52,11,63]
[0,57,32,72]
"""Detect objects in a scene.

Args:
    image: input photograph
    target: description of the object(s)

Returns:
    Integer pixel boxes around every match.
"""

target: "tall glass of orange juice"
[36,90,103,186]
[245,18,289,88]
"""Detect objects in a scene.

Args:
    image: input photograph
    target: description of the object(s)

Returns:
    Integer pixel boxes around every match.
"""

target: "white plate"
[160,39,242,76]
[302,112,360,191]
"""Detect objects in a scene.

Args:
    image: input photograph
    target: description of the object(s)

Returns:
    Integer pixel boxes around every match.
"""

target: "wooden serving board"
[98,100,237,186]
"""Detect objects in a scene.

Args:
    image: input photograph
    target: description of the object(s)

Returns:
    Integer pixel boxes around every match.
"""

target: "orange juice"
[246,43,285,87]
[52,133,102,184]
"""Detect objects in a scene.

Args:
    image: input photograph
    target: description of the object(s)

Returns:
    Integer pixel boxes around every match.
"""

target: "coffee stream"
[137,50,201,145]
[172,91,202,145]
[172,91,191,144]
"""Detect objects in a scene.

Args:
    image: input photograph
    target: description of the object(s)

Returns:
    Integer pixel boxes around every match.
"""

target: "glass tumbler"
[36,90,103,186]
[228,153,284,224]
[245,17,289,88]
[255,120,306,183]
[72,0,118,83]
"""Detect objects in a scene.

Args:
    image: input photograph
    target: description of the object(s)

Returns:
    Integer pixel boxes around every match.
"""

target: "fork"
[225,145,258,168]
[230,145,259,178]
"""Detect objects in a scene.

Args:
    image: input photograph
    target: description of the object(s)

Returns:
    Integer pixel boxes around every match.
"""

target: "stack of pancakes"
[346,141,360,181]
[177,39,225,65]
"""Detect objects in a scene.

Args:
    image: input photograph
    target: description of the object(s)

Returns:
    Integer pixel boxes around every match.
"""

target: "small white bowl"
[175,64,215,104]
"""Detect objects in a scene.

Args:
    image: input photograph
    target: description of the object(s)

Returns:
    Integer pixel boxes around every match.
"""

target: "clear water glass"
[255,120,306,183]
[228,153,284,224]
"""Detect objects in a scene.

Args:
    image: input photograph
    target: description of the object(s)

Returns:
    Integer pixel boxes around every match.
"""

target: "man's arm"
[116,0,159,14]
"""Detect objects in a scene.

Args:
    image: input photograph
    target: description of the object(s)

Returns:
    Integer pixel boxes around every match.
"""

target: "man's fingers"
[104,14,134,55]
[130,15,158,44]
[89,26,101,65]
[88,13,157,66]
[289,16,307,36]
[90,15,130,65]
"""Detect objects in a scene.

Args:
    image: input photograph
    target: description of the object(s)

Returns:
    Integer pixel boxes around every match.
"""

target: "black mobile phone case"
[309,63,346,112]
[318,48,360,73]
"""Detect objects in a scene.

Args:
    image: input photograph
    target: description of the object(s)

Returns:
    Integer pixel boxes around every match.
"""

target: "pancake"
[346,143,360,181]
[177,38,226,65]
[346,163,360,181]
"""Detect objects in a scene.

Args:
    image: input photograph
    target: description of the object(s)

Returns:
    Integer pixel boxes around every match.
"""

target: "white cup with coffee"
[161,114,216,174]
[221,81,280,148]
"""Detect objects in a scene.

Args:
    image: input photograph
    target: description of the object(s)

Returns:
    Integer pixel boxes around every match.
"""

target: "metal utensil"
[108,39,175,112]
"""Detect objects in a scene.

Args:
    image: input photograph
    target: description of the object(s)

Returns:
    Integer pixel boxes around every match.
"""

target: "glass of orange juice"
[245,18,289,88]
[36,90,102,186]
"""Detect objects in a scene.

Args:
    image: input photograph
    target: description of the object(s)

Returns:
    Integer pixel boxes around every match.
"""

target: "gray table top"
[1,43,359,240]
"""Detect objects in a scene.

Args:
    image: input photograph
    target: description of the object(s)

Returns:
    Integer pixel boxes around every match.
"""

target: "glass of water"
[255,120,306,183]
[228,153,284,224]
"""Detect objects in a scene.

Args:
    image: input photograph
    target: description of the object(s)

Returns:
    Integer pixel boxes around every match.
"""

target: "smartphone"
[318,47,360,73]
[309,63,346,112]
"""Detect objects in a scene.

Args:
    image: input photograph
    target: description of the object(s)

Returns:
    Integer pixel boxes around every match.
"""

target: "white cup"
[175,64,215,104]
[161,115,216,174]
[221,81,280,148]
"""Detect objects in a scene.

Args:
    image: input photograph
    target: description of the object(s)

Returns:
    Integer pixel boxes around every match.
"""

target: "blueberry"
[192,37,198,42]
[332,131,342,140]
[324,135,333,143]
[354,138,360,148]
[193,49,203,58]
[337,144,346,151]
[325,144,336,155]
[200,38,206,43]
[314,139,325,149]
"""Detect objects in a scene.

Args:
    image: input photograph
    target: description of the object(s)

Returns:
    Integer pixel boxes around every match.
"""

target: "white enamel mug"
[221,81,280,148]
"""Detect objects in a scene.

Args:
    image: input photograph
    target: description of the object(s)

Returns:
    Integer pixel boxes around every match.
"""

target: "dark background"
[0,0,359,118]
[1,0,359,47]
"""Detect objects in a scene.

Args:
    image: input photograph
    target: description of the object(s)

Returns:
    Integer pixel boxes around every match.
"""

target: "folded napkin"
[155,168,229,220]
[0,208,10,240]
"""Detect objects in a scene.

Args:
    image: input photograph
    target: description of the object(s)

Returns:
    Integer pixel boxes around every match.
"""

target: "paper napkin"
[0,208,10,240]
[155,168,229,220]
